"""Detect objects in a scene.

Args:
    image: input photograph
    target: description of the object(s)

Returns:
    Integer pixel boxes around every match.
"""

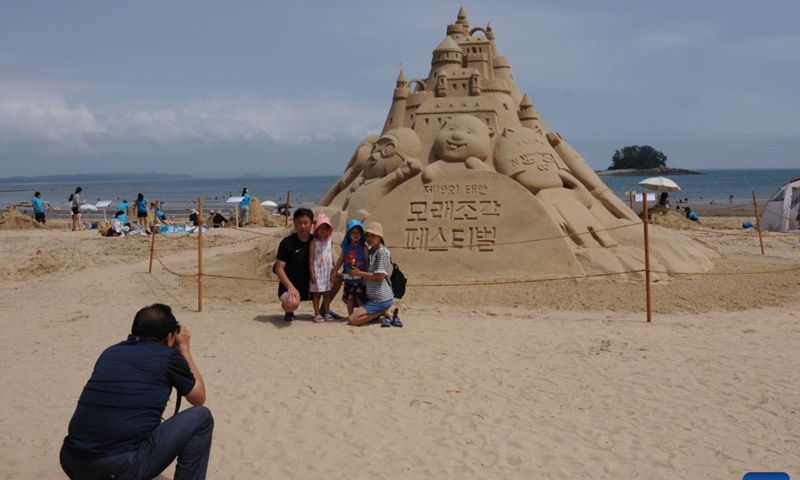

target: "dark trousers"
[60,406,213,480]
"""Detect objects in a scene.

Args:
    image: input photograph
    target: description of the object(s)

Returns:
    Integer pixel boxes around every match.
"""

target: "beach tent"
[760,177,800,232]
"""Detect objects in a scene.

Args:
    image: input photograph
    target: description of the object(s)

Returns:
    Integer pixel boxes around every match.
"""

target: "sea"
[2,169,799,220]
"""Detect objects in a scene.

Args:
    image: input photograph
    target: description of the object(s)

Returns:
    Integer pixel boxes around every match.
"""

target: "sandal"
[381,317,392,328]
[391,308,403,327]
[324,313,335,322]
[313,314,325,323]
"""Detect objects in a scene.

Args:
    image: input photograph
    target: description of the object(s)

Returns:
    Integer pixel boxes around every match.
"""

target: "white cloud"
[0,92,104,151]
[0,89,385,153]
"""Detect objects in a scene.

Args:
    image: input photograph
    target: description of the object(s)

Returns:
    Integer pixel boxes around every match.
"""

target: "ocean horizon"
[3,168,799,220]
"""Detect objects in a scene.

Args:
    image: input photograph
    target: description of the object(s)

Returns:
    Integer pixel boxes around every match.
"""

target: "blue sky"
[1,0,798,177]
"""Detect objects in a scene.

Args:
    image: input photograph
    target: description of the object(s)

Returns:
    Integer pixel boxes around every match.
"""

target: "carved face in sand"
[432,115,492,163]
[363,128,421,180]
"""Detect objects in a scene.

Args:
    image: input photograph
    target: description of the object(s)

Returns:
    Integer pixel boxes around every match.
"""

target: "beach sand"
[1,218,800,479]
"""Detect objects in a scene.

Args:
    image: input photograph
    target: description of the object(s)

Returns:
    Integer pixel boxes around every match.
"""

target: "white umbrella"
[260,200,278,208]
[79,204,99,213]
[638,176,681,192]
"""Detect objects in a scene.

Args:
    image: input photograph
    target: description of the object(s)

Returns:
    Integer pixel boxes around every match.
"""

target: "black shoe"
[284,312,295,322]
[391,308,403,328]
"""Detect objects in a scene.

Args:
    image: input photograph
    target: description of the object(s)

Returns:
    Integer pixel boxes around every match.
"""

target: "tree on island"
[608,145,667,170]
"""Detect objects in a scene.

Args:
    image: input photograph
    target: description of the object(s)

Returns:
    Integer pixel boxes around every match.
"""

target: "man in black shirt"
[274,208,341,321]
[60,304,213,480]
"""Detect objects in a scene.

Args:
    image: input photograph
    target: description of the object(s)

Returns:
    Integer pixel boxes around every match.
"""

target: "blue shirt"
[239,193,251,209]
[31,197,45,213]
[135,198,148,213]
[342,243,366,285]
[118,213,129,224]
[150,205,164,217]
[117,201,129,212]
[62,337,196,457]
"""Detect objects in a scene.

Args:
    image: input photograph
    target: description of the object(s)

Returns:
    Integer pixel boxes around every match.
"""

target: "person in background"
[116,199,130,224]
[59,304,212,480]
[135,193,151,233]
[238,187,251,227]
[207,210,228,228]
[658,192,670,208]
[189,209,200,227]
[151,202,172,226]
[110,211,129,236]
[69,187,85,232]
[684,207,700,223]
[31,191,49,224]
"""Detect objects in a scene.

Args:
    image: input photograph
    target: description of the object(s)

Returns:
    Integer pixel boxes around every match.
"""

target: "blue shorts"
[362,298,393,315]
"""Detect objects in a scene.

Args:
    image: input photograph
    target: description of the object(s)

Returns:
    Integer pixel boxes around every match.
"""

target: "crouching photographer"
[60,304,213,480]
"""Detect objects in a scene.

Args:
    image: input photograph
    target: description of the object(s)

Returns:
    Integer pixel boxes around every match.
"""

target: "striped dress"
[310,237,333,292]
[365,246,393,302]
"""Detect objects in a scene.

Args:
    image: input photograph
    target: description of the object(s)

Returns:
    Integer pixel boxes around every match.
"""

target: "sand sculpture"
[0,204,44,231]
[311,8,713,279]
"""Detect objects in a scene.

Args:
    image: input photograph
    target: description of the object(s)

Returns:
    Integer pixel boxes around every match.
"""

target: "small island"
[594,144,703,176]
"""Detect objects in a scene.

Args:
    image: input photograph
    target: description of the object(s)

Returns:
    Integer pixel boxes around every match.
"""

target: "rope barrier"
[683,229,760,238]
[153,250,197,278]
[406,269,646,287]
[764,231,800,248]
[760,208,797,222]
[652,263,800,276]
[226,226,285,238]
[143,188,800,321]
[202,273,278,283]
[156,232,196,240]
[693,202,759,214]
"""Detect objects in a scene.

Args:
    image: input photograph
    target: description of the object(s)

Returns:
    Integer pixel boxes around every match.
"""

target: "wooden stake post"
[284,191,291,227]
[642,192,653,323]
[751,190,766,255]
[148,201,159,274]
[198,197,204,312]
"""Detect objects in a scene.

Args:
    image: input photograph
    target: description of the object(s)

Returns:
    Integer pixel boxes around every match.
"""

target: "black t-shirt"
[62,337,196,457]
[275,233,311,297]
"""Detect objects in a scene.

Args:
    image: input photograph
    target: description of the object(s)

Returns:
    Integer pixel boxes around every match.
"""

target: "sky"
[1,0,799,177]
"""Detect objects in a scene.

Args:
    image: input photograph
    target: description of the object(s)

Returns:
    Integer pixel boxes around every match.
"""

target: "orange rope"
[226,226,285,238]
[652,264,800,276]
[407,269,646,287]
[202,273,279,283]
[157,232,195,240]
[153,250,197,278]
[764,231,800,248]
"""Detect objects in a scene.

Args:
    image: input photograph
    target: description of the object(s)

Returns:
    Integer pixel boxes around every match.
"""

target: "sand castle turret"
[382,70,409,133]
[317,8,714,280]
[518,93,545,134]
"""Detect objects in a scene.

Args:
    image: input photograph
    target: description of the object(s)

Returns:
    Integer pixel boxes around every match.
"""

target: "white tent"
[760,177,800,232]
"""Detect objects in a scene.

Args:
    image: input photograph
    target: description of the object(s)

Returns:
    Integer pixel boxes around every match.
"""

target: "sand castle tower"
[318,9,713,280]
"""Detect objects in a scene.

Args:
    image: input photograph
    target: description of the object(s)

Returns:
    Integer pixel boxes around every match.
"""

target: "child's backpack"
[388,262,407,299]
